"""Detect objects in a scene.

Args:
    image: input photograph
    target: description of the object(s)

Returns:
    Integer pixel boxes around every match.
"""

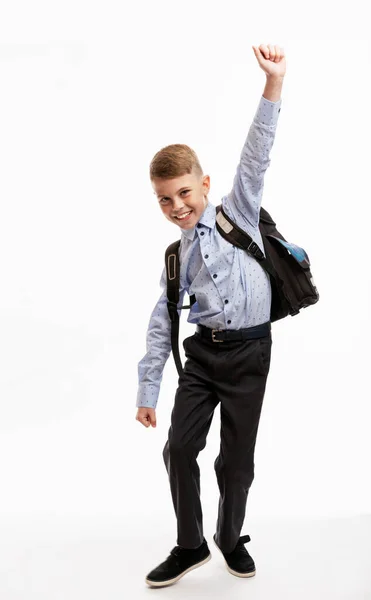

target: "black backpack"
[165,203,319,376]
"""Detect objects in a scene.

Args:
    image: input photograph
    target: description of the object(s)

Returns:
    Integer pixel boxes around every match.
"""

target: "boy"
[136,43,286,587]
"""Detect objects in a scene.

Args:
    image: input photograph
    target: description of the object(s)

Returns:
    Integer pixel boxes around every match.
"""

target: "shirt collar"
[180,201,216,241]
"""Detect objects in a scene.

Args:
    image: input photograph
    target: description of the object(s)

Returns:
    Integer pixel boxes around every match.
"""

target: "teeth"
[176,211,191,220]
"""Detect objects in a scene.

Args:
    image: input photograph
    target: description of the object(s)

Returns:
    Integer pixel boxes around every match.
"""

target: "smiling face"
[152,168,210,229]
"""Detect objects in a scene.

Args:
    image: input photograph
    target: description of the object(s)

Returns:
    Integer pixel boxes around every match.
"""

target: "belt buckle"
[211,329,224,342]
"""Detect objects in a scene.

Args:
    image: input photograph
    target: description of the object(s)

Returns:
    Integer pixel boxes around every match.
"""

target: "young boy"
[136,43,286,587]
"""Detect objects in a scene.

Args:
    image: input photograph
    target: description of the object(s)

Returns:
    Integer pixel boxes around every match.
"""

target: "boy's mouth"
[174,210,193,222]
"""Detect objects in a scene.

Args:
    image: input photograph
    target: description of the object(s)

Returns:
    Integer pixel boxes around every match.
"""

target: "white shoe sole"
[145,552,212,588]
[213,537,256,578]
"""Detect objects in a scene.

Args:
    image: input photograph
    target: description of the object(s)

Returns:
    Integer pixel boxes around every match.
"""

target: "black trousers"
[162,322,272,554]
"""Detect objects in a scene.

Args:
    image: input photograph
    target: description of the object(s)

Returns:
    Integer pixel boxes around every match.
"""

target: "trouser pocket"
[257,335,272,375]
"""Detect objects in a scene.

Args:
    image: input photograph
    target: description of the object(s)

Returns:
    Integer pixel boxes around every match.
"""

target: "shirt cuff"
[254,95,282,127]
[136,384,160,409]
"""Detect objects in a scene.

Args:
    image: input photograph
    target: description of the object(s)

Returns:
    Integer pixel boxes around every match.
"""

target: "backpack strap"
[215,204,278,282]
[165,240,181,310]
[165,240,196,377]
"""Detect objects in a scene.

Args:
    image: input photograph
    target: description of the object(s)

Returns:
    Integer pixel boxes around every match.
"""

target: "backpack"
[165,203,319,376]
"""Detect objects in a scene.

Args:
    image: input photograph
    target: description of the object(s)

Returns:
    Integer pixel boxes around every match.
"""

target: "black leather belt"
[195,321,271,343]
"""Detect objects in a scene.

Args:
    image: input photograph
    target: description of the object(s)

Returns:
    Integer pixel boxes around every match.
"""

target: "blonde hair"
[150,143,203,181]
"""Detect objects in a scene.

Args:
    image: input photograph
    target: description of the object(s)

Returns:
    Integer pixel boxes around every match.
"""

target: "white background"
[0,2,370,598]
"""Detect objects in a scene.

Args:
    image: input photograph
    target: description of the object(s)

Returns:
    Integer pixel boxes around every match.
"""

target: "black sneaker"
[145,538,211,587]
[213,534,256,578]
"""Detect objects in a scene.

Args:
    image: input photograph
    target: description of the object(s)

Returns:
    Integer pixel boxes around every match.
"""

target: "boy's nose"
[173,198,185,211]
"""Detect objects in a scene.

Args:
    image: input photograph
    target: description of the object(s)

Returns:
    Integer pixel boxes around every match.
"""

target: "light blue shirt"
[137,95,282,409]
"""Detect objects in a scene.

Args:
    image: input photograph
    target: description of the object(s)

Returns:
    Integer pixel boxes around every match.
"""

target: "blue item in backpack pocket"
[268,235,310,267]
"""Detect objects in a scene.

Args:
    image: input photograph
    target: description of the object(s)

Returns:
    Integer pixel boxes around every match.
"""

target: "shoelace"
[238,534,251,545]
[168,544,198,567]
[232,534,251,556]
[170,546,184,557]
[170,539,206,558]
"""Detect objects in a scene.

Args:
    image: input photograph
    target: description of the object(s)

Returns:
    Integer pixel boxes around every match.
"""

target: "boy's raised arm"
[223,46,286,233]
[223,85,282,232]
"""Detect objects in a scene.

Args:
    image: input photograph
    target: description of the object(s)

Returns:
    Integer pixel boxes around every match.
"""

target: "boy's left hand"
[252,44,286,78]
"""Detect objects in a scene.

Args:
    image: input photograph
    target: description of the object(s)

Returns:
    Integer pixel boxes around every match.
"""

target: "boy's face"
[152,169,210,230]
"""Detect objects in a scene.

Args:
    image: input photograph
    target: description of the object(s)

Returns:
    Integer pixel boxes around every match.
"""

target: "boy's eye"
[159,190,189,203]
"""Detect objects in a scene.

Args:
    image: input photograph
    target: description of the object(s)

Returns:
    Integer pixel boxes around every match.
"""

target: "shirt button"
[224,299,229,304]
[197,223,202,228]
[227,320,231,324]
[200,231,205,236]
[213,274,217,279]
[204,254,209,259]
